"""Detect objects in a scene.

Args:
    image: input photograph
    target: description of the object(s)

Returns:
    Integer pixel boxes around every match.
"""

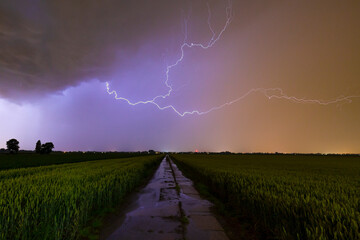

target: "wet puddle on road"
[106,156,228,240]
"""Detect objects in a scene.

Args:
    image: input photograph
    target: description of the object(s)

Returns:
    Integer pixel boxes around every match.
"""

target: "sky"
[0,0,359,153]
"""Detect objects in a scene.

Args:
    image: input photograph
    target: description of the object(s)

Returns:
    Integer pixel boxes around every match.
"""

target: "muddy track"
[105,155,228,240]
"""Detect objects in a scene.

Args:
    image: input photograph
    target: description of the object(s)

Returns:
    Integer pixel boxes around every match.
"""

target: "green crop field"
[172,154,360,240]
[0,152,148,171]
[0,155,163,240]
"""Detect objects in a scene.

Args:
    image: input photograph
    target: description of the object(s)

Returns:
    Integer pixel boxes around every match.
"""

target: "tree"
[40,142,54,154]
[35,140,42,153]
[148,150,155,155]
[6,139,19,154]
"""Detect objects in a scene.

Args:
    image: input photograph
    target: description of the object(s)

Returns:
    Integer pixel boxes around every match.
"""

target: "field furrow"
[172,154,360,240]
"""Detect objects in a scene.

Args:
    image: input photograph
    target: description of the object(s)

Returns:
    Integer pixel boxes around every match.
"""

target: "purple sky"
[1,0,360,153]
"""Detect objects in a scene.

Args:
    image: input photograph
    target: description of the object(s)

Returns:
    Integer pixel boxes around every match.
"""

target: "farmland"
[0,152,148,171]
[172,154,360,240]
[0,155,163,240]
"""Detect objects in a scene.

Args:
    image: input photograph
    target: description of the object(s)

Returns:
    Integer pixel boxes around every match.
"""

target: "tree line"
[2,139,54,154]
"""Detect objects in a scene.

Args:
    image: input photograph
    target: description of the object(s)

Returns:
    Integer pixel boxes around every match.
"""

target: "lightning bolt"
[106,1,359,117]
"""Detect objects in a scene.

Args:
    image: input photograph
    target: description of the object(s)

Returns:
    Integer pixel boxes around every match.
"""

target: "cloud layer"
[0,0,191,100]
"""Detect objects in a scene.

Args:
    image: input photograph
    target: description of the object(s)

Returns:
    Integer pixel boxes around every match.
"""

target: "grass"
[0,155,163,240]
[0,151,149,170]
[171,154,360,240]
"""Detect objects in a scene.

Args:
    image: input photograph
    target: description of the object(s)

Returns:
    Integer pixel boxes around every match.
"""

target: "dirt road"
[106,155,228,240]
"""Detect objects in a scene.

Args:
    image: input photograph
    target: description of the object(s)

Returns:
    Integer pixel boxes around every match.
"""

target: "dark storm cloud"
[0,0,190,100]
